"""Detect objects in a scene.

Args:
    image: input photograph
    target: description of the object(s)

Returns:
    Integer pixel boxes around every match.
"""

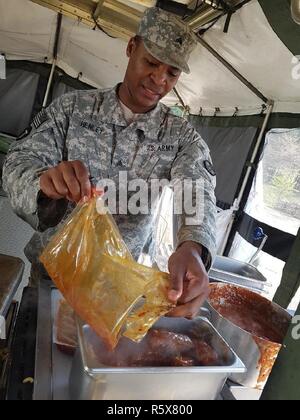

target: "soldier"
[3,7,217,319]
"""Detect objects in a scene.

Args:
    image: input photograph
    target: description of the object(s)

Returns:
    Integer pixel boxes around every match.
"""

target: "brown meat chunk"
[193,340,219,366]
[95,329,220,368]
[135,330,194,366]
[146,330,194,354]
[55,300,78,354]
[173,356,195,367]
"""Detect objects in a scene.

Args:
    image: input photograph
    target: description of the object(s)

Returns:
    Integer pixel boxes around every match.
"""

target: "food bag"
[40,194,174,349]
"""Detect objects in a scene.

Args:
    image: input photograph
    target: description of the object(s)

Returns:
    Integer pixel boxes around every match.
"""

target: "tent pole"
[42,59,56,108]
[219,100,274,255]
[42,13,63,107]
[196,35,269,104]
[173,87,187,110]
[236,100,274,205]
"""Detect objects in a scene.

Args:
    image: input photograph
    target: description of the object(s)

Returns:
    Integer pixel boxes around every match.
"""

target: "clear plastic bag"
[40,194,174,349]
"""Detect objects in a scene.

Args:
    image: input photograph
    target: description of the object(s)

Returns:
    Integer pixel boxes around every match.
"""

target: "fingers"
[167,290,209,319]
[50,168,70,197]
[60,162,81,202]
[178,278,204,305]
[72,161,91,200]
[178,272,209,305]
[39,161,91,202]
[40,172,66,200]
[168,254,185,302]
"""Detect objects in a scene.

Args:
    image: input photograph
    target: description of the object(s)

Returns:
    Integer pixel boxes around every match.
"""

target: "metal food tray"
[70,317,245,400]
[209,256,269,293]
[34,280,245,400]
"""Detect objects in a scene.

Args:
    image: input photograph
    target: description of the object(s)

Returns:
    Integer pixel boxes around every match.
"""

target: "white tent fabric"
[0,0,300,115]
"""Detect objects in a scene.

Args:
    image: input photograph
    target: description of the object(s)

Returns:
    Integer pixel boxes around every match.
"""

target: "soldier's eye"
[146,59,158,67]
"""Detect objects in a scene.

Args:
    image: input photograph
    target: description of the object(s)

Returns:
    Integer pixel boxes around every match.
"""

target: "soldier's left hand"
[167,241,209,319]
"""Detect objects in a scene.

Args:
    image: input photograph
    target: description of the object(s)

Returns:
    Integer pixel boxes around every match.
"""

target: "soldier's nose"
[151,67,167,87]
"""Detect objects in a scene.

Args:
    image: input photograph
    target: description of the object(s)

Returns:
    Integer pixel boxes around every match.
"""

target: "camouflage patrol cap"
[137,7,197,74]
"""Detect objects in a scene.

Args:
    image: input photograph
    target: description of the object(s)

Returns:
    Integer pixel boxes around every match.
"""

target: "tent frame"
[42,13,62,107]
[219,101,274,254]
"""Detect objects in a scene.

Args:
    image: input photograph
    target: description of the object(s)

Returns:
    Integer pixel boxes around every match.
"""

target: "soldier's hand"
[40,161,92,203]
[167,241,209,319]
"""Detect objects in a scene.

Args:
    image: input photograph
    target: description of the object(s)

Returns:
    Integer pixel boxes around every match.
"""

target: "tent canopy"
[0,0,299,116]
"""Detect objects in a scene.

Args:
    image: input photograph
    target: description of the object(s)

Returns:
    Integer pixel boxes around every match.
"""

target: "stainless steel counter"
[34,279,73,400]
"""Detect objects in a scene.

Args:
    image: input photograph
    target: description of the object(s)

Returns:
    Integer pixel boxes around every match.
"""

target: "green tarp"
[189,113,300,129]
[262,229,300,400]
[0,136,13,154]
[259,0,300,56]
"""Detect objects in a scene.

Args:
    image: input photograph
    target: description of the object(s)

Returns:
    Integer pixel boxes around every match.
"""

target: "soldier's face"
[123,38,181,112]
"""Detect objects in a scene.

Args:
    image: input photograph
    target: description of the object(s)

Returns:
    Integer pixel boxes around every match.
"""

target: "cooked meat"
[193,340,219,366]
[95,328,221,368]
[173,356,195,367]
[141,330,194,366]
[55,300,78,354]
[146,329,194,355]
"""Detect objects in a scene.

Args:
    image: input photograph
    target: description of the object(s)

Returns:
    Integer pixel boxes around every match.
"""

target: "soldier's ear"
[127,37,139,58]
[127,38,134,58]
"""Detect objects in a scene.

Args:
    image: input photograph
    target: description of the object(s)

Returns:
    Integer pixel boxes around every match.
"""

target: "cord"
[92,15,116,39]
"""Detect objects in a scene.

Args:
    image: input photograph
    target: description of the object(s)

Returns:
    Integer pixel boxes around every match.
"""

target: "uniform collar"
[98,85,168,139]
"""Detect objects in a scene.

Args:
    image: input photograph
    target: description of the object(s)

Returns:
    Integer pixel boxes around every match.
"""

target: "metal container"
[209,256,268,293]
[0,254,24,317]
[70,317,245,400]
[206,283,292,390]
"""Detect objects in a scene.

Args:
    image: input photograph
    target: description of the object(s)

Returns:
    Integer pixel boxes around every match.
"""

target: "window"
[230,129,300,310]
[247,129,300,235]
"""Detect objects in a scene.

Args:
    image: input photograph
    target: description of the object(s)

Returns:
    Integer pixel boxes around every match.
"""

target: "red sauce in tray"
[208,284,291,388]
[214,305,282,343]
[209,284,288,344]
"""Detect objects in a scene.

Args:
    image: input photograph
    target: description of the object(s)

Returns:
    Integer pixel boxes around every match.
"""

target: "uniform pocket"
[134,153,160,181]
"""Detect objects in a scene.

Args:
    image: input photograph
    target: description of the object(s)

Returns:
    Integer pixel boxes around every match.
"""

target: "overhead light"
[156,0,194,17]
[291,0,300,24]
[185,0,248,31]
[30,1,141,39]
[0,54,6,80]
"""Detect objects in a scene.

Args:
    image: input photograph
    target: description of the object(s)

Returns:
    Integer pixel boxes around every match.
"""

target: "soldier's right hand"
[40,161,92,203]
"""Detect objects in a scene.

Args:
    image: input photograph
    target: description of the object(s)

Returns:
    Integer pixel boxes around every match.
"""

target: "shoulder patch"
[32,109,49,129]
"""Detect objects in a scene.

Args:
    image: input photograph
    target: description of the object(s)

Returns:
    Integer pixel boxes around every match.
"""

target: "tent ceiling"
[0,0,299,115]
